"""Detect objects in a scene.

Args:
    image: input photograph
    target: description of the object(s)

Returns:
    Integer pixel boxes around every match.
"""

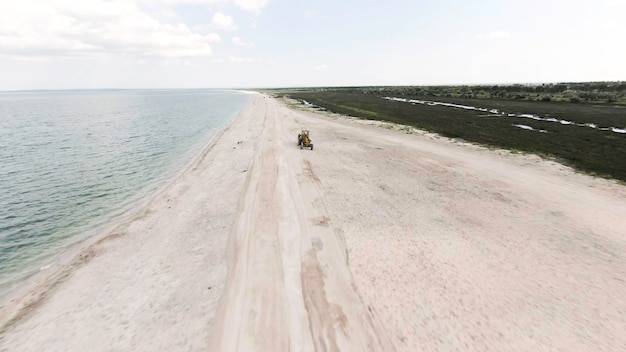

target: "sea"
[0,89,250,295]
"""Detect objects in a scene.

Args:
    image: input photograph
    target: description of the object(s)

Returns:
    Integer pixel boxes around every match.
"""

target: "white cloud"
[136,0,226,7]
[0,0,214,59]
[229,55,252,63]
[314,64,328,70]
[158,58,192,66]
[138,0,269,14]
[192,23,226,38]
[234,0,268,14]
[211,12,237,31]
[232,36,253,46]
[486,31,511,39]
[207,33,222,42]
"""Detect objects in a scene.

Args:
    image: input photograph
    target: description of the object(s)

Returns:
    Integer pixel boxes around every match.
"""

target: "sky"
[0,0,624,90]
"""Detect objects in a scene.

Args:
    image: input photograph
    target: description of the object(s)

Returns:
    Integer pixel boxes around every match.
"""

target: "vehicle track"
[209,97,391,351]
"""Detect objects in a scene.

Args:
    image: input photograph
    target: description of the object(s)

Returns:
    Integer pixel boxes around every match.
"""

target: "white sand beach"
[1,93,625,351]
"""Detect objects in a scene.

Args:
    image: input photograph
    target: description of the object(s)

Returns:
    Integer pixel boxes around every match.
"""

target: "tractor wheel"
[311,144,314,150]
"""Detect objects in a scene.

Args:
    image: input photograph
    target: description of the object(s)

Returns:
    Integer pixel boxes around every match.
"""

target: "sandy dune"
[1,93,625,351]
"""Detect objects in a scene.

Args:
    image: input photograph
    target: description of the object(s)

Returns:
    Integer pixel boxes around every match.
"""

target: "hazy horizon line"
[2,80,625,93]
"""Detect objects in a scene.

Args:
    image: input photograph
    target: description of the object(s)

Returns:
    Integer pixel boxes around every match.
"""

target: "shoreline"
[0,92,253,333]
[2,93,625,351]
[0,89,253,298]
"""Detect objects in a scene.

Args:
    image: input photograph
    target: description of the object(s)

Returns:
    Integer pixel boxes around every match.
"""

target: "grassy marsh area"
[266,84,626,182]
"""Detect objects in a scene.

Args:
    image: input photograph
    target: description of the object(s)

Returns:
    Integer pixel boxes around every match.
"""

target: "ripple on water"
[0,90,250,293]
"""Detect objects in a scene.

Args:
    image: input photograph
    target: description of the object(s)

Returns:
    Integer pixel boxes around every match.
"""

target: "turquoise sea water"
[0,90,249,294]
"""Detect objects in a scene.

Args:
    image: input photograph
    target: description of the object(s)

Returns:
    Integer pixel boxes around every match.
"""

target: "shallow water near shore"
[0,89,249,294]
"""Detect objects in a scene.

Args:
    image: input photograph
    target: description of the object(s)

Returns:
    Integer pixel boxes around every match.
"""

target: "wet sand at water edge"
[1,93,625,351]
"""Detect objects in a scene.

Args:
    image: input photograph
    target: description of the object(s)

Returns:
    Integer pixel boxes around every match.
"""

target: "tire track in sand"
[209,96,392,351]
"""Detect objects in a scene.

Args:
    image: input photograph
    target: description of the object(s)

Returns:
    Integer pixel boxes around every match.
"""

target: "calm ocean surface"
[0,89,249,294]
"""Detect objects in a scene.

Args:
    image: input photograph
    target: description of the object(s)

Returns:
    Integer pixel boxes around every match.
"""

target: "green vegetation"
[265,83,626,182]
[300,82,626,104]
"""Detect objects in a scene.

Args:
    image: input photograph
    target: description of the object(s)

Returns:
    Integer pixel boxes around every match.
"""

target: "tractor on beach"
[297,130,313,150]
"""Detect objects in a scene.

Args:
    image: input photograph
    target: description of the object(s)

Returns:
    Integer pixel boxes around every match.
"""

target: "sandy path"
[209,97,391,351]
[1,93,625,351]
